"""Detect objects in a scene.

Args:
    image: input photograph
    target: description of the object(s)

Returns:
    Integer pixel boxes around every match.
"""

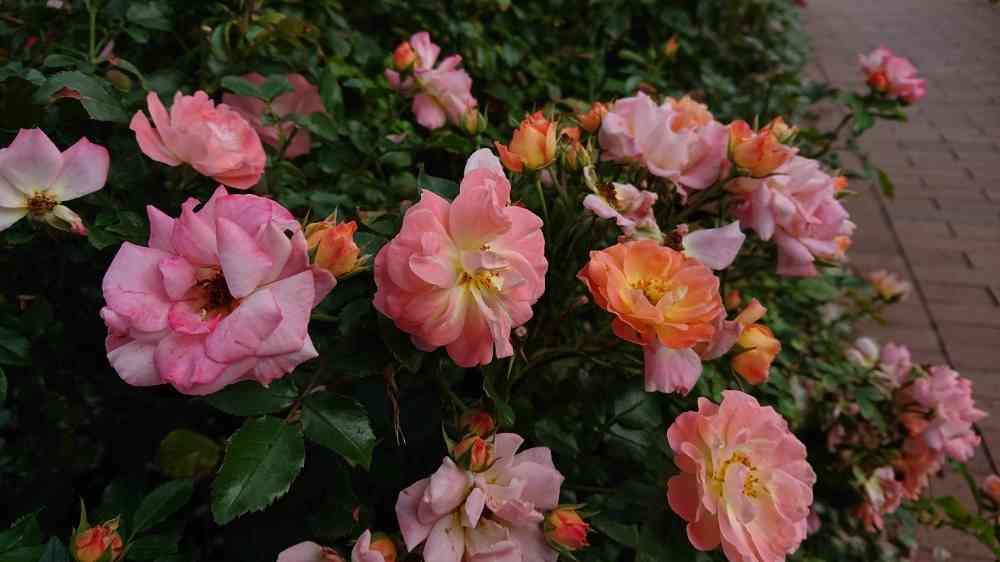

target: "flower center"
[712,452,763,499]
[461,270,504,293]
[26,191,58,218]
[195,269,238,319]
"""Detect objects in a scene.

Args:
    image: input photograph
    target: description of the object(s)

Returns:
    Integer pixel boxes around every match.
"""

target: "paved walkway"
[804,1,1000,559]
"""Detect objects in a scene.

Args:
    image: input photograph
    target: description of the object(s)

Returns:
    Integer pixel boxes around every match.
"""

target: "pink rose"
[908,366,987,461]
[0,128,108,235]
[385,32,477,130]
[856,466,905,532]
[582,182,660,240]
[373,149,547,367]
[859,47,927,104]
[667,391,816,562]
[730,155,854,277]
[130,91,266,189]
[395,433,563,562]
[223,73,326,159]
[278,542,345,562]
[351,531,397,562]
[100,187,334,395]
[599,93,727,195]
[878,341,912,386]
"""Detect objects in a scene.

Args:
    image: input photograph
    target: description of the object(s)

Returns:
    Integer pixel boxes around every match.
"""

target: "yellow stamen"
[26,191,58,218]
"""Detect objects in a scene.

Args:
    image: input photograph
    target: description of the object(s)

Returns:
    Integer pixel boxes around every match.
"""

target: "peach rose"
[130,91,266,189]
[306,217,362,278]
[728,118,797,178]
[731,324,781,385]
[578,240,723,394]
[577,102,608,133]
[859,47,926,103]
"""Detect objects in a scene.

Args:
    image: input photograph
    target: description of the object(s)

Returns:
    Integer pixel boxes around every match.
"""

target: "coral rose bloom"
[496,111,558,172]
[100,187,334,395]
[374,149,546,367]
[667,391,816,562]
[130,91,266,189]
[907,365,987,461]
[859,47,926,103]
[578,240,723,394]
[385,32,478,130]
[223,73,326,159]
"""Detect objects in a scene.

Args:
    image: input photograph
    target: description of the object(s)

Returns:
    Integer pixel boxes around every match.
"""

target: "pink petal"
[0,208,28,231]
[102,242,172,332]
[423,514,464,562]
[462,487,486,528]
[505,460,564,510]
[204,287,283,363]
[396,478,433,551]
[256,270,315,356]
[449,184,512,248]
[682,221,745,270]
[419,457,472,523]
[277,542,326,562]
[216,217,274,299]
[48,137,109,201]
[413,94,447,130]
[508,525,558,562]
[130,96,181,166]
[147,205,176,252]
[158,256,197,300]
[351,531,385,562]
[464,148,505,177]
[172,198,219,266]
[643,344,703,395]
[153,333,228,393]
[107,339,162,386]
[0,129,63,192]
[252,335,319,385]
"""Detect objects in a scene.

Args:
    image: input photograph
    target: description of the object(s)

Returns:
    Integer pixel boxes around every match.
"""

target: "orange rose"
[731,324,781,384]
[72,520,124,562]
[305,217,362,278]
[495,111,557,172]
[577,102,608,133]
[729,117,796,178]
[577,240,722,349]
[393,41,416,70]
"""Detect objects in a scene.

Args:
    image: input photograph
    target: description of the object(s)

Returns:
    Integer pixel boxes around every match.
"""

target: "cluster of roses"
[0,28,943,562]
[829,338,987,534]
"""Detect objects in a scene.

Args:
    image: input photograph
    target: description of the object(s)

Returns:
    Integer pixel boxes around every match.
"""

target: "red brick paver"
[804,1,1000,559]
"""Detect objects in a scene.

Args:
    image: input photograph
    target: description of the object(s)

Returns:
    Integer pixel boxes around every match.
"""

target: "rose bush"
[0,1,995,562]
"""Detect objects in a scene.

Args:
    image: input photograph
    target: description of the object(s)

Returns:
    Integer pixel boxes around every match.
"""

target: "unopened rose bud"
[72,519,124,562]
[732,324,781,385]
[392,41,416,71]
[725,290,742,310]
[983,475,1000,504]
[560,127,589,170]
[305,216,363,278]
[833,175,848,193]
[664,35,680,58]
[544,507,590,552]
[463,108,486,135]
[44,204,88,236]
[577,102,608,133]
[453,435,494,472]
[460,409,496,437]
[368,533,398,562]
[495,112,557,172]
[868,71,889,92]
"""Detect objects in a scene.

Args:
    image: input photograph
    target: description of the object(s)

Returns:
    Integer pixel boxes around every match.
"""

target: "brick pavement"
[804,1,1000,559]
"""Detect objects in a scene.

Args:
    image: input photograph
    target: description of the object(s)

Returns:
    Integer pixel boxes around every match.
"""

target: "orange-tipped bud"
[868,71,889,92]
[732,324,781,385]
[463,108,486,135]
[72,520,124,562]
[393,41,416,71]
[545,507,590,551]
[496,111,557,172]
[305,217,362,278]
[729,119,795,178]
[453,435,494,472]
[577,102,608,133]
[460,409,496,437]
[664,35,680,58]
[369,533,398,562]
[833,175,848,193]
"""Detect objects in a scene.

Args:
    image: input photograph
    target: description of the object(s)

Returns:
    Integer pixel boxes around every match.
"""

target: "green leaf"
[591,516,639,548]
[34,71,128,123]
[416,167,459,200]
[43,54,83,69]
[133,480,194,533]
[0,546,45,562]
[876,167,895,199]
[483,373,515,427]
[0,325,30,366]
[204,379,297,416]
[158,429,221,479]
[0,513,42,552]
[210,417,305,525]
[319,65,343,114]
[287,113,338,141]
[125,534,178,560]
[302,394,377,470]
[259,76,294,102]
[221,76,263,99]
[38,538,69,562]
[126,2,172,31]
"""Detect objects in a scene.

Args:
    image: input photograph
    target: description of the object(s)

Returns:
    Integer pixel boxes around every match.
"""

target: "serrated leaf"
[210,417,305,525]
[158,429,221,479]
[125,534,178,560]
[221,76,262,99]
[204,379,297,416]
[259,76,294,101]
[302,394,376,470]
[33,71,128,123]
[133,480,193,533]
[38,538,69,562]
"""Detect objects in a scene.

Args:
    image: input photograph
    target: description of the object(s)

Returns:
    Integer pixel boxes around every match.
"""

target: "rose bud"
[72,519,124,562]
[728,117,796,178]
[495,111,557,172]
[368,533,398,562]
[577,102,608,133]
[731,324,781,385]
[459,409,496,437]
[452,435,494,472]
[392,41,416,71]
[983,475,1000,504]
[306,216,362,278]
[463,108,486,135]
[664,35,680,58]
[561,126,589,170]
[725,289,742,310]
[544,506,590,551]
[866,269,911,302]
